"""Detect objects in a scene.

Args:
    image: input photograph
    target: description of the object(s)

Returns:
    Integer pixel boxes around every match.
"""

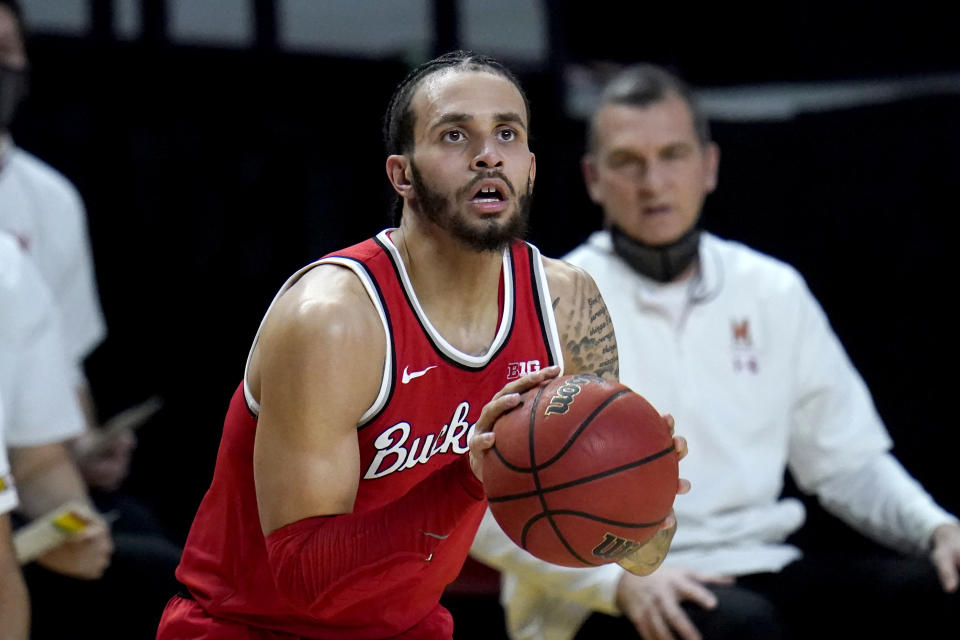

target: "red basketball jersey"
[170,230,563,638]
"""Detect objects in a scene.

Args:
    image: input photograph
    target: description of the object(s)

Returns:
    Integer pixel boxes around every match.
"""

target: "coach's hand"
[616,565,734,640]
[930,522,960,593]
[467,365,561,482]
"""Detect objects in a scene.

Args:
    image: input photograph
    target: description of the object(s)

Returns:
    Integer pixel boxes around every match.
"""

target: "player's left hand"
[930,522,960,593]
[618,413,690,576]
[618,510,677,576]
[467,365,561,482]
[662,413,692,495]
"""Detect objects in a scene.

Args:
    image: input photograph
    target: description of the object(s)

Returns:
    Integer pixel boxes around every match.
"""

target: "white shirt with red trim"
[0,137,106,373]
[0,232,85,448]
[471,230,957,640]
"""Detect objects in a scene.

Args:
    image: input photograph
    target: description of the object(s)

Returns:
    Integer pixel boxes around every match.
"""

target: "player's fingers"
[678,477,691,495]
[473,393,523,439]
[494,365,560,400]
[673,435,688,460]
[662,413,675,434]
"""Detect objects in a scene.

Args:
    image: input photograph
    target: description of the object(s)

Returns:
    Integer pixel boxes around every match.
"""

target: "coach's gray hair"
[587,64,711,151]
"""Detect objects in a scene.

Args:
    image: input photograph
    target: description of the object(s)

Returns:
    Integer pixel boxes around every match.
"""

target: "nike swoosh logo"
[402,365,437,384]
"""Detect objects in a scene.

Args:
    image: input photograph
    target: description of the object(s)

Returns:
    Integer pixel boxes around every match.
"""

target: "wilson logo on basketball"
[592,533,642,560]
[544,374,597,416]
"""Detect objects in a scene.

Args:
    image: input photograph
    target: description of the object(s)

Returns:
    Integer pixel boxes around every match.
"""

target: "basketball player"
[156,51,687,639]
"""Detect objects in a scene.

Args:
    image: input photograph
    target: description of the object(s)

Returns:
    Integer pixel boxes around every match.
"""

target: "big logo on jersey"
[364,402,476,479]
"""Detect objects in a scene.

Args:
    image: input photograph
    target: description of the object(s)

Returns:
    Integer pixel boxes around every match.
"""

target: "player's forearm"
[7,443,92,519]
[265,454,485,613]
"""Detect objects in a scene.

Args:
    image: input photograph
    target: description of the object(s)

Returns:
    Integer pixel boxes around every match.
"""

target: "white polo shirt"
[0,137,106,370]
[471,230,956,640]
[0,232,86,448]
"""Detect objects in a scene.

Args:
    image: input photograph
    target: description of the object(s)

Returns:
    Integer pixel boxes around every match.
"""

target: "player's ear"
[386,155,413,198]
[529,153,536,186]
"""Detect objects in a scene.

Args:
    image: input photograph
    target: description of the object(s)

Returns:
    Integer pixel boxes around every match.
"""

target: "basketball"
[483,374,678,567]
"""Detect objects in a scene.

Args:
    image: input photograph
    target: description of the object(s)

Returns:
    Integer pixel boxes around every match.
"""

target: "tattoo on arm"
[559,272,619,380]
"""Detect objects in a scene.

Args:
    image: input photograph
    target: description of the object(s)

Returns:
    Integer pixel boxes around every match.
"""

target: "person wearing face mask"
[0,1,126,486]
[469,63,960,640]
[0,2,181,637]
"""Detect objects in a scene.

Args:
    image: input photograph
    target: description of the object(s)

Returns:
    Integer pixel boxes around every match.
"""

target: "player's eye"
[498,128,517,142]
[444,130,464,142]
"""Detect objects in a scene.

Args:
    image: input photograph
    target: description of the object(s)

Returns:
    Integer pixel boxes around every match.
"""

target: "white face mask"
[0,63,27,132]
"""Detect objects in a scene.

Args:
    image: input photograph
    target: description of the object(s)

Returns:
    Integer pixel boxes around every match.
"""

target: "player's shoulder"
[543,253,596,289]
[541,254,604,319]
[262,263,382,349]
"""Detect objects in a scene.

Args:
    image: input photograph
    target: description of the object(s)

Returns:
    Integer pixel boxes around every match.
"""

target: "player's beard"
[409,161,532,253]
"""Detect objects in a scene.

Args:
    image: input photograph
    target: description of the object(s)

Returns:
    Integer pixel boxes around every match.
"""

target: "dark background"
[9,0,959,616]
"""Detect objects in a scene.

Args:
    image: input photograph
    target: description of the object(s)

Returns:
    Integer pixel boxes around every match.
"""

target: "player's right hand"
[467,365,561,482]
[616,565,734,640]
[36,518,113,580]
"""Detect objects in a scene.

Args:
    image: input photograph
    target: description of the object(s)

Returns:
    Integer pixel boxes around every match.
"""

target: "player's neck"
[391,219,504,354]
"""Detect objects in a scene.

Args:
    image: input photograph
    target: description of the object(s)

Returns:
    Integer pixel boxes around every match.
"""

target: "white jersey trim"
[242,258,393,426]
[376,229,514,368]
[528,242,565,374]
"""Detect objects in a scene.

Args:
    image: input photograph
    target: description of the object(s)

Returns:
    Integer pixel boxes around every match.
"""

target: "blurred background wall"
[10,0,959,547]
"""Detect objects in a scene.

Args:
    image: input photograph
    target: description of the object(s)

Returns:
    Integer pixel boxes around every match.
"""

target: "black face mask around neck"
[0,63,28,133]
[609,223,701,283]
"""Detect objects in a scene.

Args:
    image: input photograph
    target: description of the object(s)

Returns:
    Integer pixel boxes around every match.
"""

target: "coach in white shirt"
[0,232,112,581]
[470,64,960,640]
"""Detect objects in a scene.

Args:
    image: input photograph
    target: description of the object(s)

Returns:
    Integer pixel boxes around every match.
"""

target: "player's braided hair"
[382,50,530,223]
[588,64,711,151]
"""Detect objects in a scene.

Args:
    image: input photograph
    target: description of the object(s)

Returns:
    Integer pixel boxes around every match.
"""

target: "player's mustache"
[458,172,516,199]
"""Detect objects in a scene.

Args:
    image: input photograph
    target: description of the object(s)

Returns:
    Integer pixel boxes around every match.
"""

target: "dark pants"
[575,549,957,640]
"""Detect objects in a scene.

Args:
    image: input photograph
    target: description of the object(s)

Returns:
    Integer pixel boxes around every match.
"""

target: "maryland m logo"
[592,533,642,560]
[731,319,752,347]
